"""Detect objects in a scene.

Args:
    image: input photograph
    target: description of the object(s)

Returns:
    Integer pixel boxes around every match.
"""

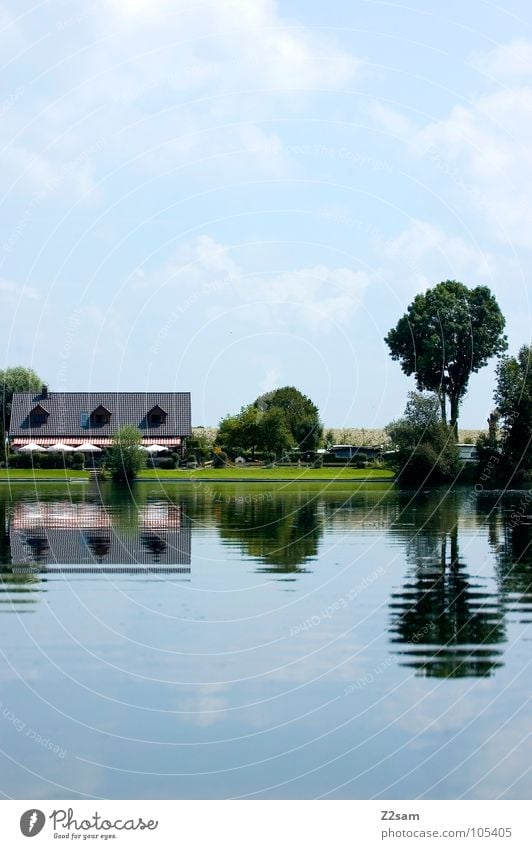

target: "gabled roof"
[147,404,167,415]
[9,392,192,438]
[29,403,49,416]
[91,404,112,415]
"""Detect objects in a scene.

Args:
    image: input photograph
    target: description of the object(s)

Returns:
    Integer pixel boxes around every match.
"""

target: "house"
[325,444,383,461]
[8,387,191,453]
[457,443,478,464]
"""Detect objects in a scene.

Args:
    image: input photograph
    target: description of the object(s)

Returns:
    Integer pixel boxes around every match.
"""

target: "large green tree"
[494,344,532,475]
[254,386,322,451]
[385,281,507,432]
[1,366,44,441]
[217,386,322,458]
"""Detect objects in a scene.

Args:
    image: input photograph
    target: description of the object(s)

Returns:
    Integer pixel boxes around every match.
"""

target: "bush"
[70,452,85,470]
[212,450,228,468]
[157,457,176,470]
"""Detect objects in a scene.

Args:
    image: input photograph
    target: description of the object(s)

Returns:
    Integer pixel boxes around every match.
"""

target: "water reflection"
[5,491,191,572]
[388,491,506,678]
[0,485,531,680]
[216,492,324,572]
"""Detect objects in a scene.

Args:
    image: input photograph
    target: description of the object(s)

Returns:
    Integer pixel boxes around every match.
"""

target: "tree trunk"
[449,394,459,438]
[439,392,447,423]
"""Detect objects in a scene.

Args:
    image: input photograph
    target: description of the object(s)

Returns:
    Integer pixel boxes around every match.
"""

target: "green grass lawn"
[0,469,89,480]
[138,466,394,481]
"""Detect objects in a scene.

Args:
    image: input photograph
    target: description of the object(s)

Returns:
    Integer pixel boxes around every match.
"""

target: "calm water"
[0,482,530,799]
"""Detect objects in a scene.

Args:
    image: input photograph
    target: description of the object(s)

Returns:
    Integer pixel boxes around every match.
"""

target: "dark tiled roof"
[9,391,191,438]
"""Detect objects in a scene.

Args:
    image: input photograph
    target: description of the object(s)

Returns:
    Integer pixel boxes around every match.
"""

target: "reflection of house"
[9,501,191,572]
[8,387,191,451]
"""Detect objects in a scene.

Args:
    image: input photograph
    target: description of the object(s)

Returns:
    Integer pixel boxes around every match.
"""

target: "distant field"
[192,426,485,447]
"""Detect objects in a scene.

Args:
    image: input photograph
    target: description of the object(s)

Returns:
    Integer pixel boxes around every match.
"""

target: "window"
[29,405,48,427]
[147,405,166,427]
[80,412,90,428]
[90,405,111,426]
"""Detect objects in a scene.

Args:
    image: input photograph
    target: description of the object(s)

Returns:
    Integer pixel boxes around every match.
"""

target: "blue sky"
[1,0,531,427]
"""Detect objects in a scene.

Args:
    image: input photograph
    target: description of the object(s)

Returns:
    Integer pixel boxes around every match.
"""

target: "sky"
[1,0,531,428]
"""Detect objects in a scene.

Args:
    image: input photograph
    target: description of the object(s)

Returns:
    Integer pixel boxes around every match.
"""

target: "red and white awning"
[11,437,182,448]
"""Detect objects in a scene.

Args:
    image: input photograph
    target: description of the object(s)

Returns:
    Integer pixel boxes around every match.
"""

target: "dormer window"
[29,404,49,427]
[90,404,111,426]
[147,405,167,427]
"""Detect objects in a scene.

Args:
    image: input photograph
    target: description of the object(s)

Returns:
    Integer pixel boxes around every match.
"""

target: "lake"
[0,481,530,799]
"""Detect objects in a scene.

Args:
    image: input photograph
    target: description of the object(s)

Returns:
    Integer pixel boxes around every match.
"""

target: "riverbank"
[0,467,394,483]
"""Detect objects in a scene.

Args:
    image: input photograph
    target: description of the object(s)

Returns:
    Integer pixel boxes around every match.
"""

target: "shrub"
[158,457,176,470]
[212,450,228,468]
[106,426,145,482]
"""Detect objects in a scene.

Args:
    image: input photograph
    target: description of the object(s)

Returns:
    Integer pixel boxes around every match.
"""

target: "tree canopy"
[385,281,507,432]
[1,366,44,437]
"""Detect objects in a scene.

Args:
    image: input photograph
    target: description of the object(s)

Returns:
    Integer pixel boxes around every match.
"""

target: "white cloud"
[412,85,532,248]
[137,235,371,331]
[367,101,415,137]
[471,39,532,80]
[0,278,39,302]
[381,219,503,293]
[103,0,359,92]
[0,0,359,199]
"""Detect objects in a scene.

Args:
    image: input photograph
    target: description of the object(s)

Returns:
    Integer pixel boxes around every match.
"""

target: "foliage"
[385,281,507,431]
[156,457,176,470]
[105,426,145,482]
[186,428,214,463]
[255,386,322,451]
[217,405,262,458]
[0,366,44,441]
[324,428,335,448]
[386,391,459,484]
[217,386,322,460]
[257,407,292,457]
[8,451,84,469]
[212,450,228,468]
[494,344,532,477]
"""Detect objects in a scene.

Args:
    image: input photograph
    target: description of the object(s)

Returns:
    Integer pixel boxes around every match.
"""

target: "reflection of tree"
[389,491,506,678]
[0,568,42,611]
[0,499,9,565]
[490,495,532,615]
[217,493,323,571]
